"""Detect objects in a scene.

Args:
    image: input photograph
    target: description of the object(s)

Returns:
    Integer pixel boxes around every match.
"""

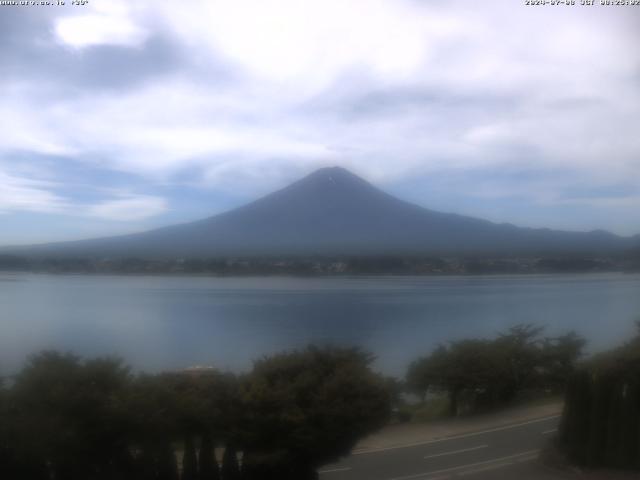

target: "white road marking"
[457,461,518,476]
[388,450,540,480]
[319,467,352,474]
[423,445,488,460]
[541,429,557,435]
[458,451,539,476]
[353,415,560,455]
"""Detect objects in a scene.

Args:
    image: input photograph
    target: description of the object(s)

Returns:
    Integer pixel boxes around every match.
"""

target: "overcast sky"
[1,0,639,245]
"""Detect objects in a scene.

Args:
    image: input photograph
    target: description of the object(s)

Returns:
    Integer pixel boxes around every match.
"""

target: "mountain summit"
[7,167,637,258]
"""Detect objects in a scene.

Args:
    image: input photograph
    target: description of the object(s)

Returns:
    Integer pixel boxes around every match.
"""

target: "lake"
[1,272,639,376]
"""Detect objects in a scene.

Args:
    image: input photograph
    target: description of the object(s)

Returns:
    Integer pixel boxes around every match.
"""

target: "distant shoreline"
[1,255,638,278]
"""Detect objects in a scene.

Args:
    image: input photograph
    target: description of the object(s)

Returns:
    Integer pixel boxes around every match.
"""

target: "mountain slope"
[6,167,638,258]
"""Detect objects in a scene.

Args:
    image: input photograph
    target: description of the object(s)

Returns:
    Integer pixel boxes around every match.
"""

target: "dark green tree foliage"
[407,325,585,416]
[539,332,587,392]
[241,450,310,480]
[157,442,180,480]
[154,371,237,480]
[238,346,391,479]
[559,370,592,463]
[409,339,504,416]
[0,377,8,469]
[198,433,220,480]
[0,347,391,479]
[221,445,241,480]
[137,447,158,480]
[494,324,544,400]
[9,352,133,480]
[559,326,640,471]
[160,369,240,444]
[182,436,198,480]
[406,345,448,402]
[125,374,181,478]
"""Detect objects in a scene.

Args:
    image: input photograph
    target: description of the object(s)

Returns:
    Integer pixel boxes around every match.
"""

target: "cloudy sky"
[1,0,639,245]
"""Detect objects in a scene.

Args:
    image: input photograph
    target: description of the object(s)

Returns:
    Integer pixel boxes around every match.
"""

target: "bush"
[0,346,391,479]
[559,325,640,470]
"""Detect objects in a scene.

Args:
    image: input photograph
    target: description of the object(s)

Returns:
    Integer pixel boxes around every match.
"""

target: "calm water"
[1,272,639,376]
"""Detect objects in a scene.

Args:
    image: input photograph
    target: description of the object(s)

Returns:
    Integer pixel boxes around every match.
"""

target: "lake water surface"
[1,272,639,376]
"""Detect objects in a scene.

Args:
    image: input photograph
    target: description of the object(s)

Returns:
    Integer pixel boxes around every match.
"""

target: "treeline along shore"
[1,253,640,276]
[4,323,631,479]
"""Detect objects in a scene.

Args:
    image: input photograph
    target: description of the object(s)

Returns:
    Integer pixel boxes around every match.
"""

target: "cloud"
[54,13,148,49]
[0,171,68,215]
[153,0,460,89]
[0,164,167,222]
[87,195,168,221]
[0,6,191,93]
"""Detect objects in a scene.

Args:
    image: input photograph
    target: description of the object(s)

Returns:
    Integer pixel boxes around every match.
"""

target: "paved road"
[318,415,561,480]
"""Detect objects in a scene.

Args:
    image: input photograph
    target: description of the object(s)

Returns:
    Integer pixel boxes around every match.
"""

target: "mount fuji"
[6,167,637,258]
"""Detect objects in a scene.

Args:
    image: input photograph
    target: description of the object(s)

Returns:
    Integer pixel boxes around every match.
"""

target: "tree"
[125,373,181,476]
[182,436,198,480]
[157,442,180,480]
[9,352,133,480]
[494,324,545,401]
[406,345,448,402]
[220,445,241,480]
[540,331,586,392]
[559,326,640,471]
[407,326,584,417]
[407,340,507,416]
[198,432,220,480]
[238,346,391,479]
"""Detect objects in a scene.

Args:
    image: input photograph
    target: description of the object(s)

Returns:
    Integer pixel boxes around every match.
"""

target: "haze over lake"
[2,272,639,376]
